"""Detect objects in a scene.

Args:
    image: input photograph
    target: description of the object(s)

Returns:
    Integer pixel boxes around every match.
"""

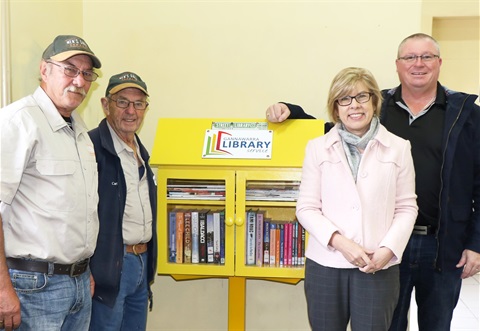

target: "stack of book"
[245,209,305,267]
[167,180,225,200]
[169,209,226,264]
[245,181,300,202]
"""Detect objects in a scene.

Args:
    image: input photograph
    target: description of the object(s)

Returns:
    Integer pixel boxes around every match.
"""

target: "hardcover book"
[198,209,209,263]
[255,210,265,266]
[183,210,192,263]
[245,209,256,265]
[168,210,177,262]
[213,210,221,264]
[219,209,226,264]
[263,218,271,265]
[269,222,276,266]
[206,211,215,263]
[175,209,184,264]
[191,210,199,264]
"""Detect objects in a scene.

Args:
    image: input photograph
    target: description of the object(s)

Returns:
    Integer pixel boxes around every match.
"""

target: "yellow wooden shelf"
[151,118,324,330]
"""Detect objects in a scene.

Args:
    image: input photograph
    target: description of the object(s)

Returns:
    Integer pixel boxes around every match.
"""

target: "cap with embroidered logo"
[42,35,101,68]
[105,72,149,96]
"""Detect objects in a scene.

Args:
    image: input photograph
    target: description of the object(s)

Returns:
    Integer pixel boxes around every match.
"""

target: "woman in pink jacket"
[296,67,418,331]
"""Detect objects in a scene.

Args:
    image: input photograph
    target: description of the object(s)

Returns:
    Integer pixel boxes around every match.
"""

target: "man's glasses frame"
[397,54,440,63]
[108,97,149,111]
[46,61,99,82]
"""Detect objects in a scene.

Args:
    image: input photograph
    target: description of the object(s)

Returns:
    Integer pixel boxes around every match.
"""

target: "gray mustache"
[65,86,86,97]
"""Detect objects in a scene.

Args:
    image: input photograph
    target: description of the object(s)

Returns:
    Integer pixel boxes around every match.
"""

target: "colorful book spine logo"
[204,130,232,156]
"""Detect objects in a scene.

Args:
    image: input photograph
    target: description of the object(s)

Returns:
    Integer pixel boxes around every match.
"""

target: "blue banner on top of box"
[202,129,273,159]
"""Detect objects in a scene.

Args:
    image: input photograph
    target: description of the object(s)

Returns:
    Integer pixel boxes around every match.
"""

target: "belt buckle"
[132,244,140,255]
[413,225,428,235]
[69,259,88,277]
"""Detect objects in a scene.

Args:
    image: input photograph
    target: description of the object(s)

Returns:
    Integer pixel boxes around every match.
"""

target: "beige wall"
[1,1,478,330]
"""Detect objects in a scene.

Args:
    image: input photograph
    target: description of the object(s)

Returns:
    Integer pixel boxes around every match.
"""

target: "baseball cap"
[105,72,149,96]
[42,35,101,68]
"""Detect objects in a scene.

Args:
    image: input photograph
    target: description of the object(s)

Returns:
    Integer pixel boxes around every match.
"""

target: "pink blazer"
[296,124,418,269]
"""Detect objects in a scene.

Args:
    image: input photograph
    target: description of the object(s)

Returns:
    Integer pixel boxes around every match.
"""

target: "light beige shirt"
[0,87,99,264]
[107,122,152,244]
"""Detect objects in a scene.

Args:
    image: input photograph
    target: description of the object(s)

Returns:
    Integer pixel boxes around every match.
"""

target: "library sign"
[202,122,273,159]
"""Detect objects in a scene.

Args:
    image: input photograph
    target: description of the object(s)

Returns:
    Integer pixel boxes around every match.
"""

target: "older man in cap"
[88,72,157,331]
[0,35,101,330]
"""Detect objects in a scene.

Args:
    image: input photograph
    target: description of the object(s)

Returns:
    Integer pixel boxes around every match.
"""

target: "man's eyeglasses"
[336,92,373,107]
[397,54,440,63]
[47,61,99,82]
[108,97,149,110]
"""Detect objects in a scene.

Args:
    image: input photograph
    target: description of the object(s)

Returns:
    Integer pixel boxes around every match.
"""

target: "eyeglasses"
[108,97,149,110]
[397,54,440,63]
[336,92,373,106]
[47,61,98,82]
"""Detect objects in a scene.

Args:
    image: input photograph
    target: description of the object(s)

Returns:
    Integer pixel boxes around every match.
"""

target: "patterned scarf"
[337,116,379,182]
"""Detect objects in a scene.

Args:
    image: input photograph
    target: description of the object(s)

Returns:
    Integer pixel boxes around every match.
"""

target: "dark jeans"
[389,234,462,331]
[90,249,149,331]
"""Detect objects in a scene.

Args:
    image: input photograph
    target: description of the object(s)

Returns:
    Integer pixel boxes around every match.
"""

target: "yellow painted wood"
[151,118,324,167]
[228,277,246,331]
[151,117,324,330]
[156,167,236,276]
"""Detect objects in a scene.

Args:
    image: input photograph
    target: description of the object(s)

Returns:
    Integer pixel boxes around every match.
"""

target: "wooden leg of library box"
[228,276,246,331]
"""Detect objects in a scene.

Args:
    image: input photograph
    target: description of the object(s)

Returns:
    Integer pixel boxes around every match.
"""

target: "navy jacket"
[88,118,157,307]
[381,87,480,271]
[287,85,480,271]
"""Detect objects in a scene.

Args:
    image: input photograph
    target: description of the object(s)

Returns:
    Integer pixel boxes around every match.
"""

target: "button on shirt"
[0,87,99,264]
[107,123,152,245]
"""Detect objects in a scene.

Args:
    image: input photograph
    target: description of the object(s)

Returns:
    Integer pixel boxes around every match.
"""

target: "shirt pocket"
[35,159,77,212]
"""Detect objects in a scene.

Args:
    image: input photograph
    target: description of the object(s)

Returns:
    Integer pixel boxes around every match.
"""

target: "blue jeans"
[389,234,462,331]
[8,267,91,331]
[90,249,148,331]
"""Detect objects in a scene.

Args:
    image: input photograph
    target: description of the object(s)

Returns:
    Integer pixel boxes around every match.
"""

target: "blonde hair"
[326,67,382,123]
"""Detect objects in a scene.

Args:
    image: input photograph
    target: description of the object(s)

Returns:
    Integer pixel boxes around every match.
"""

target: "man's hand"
[456,249,480,279]
[266,103,290,123]
[0,213,21,330]
[0,280,21,331]
[90,273,95,297]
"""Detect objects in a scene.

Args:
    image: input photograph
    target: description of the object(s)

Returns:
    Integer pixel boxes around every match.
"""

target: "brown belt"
[126,243,148,255]
[6,257,89,277]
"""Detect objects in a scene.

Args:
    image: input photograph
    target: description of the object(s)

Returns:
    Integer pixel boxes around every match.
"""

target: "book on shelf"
[183,210,192,263]
[168,210,177,263]
[285,222,292,266]
[213,210,221,264]
[167,180,226,200]
[198,209,209,263]
[269,222,276,266]
[300,222,306,265]
[263,218,271,265]
[245,209,256,265]
[279,223,284,267]
[255,210,265,267]
[206,211,215,263]
[175,209,184,264]
[292,221,298,266]
[275,226,281,267]
[191,210,199,264]
[219,210,226,264]
[245,181,300,202]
